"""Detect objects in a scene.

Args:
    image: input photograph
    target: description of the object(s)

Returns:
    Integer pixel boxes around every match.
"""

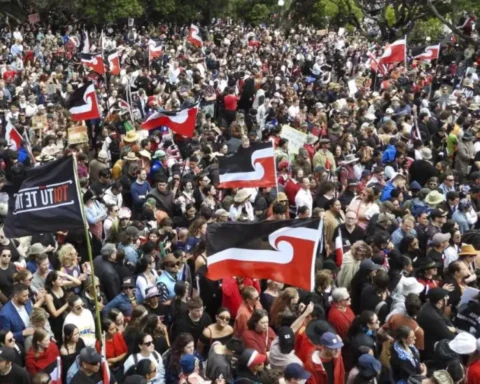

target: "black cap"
[0,347,15,362]
[428,288,449,304]
[122,277,135,289]
[79,347,102,364]
[278,326,295,354]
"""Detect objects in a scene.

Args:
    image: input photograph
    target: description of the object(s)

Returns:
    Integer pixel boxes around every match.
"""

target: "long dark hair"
[171,282,188,320]
[347,311,375,340]
[63,324,78,345]
[168,333,194,372]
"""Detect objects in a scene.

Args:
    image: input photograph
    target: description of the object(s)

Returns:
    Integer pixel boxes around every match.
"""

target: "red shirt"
[295,324,315,365]
[26,343,60,376]
[284,179,301,205]
[221,277,260,318]
[96,332,128,359]
[305,351,345,384]
[242,328,276,355]
[3,71,16,81]
[224,94,239,111]
[327,304,355,340]
[468,359,480,384]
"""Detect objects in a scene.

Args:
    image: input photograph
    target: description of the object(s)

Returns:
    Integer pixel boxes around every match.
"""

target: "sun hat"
[98,150,108,160]
[448,332,477,355]
[413,256,437,271]
[139,149,151,159]
[124,130,139,143]
[153,150,167,159]
[398,277,425,296]
[425,191,446,205]
[305,320,335,345]
[234,189,251,203]
[123,152,138,161]
[458,244,479,257]
[420,147,433,160]
[341,154,359,165]
[28,243,48,256]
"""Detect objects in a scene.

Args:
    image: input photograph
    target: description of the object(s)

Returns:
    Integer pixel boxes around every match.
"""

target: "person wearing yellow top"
[313,138,336,172]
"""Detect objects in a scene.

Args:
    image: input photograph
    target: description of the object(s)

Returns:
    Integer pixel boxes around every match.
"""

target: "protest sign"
[280,125,307,154]
[68,125,88,144]
[28,14,40,24]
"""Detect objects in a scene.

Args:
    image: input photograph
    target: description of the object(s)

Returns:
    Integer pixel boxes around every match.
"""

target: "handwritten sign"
[280,125,307,155]
[68,126,88,144]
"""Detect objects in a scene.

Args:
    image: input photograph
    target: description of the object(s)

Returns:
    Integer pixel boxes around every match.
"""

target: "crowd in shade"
[0,14,480,384]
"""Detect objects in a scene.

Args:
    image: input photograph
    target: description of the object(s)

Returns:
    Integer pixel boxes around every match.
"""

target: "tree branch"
[426,0,477,45]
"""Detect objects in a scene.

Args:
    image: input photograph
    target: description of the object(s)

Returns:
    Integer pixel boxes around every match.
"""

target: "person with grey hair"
[328,287,354,339]
[93,243,121,301]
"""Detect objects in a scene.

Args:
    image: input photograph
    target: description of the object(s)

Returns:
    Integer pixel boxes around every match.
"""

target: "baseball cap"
[277,326,295,354]
[432,232,451,246]
[180,354,196,374]
[122,277,135,289]
[145,286,160,299]
[358,354,382,378]
[360,259,382,272]
[320,332,344,349]
[284,363,311,380]
[0,347,15,362]
[79,347,102,364]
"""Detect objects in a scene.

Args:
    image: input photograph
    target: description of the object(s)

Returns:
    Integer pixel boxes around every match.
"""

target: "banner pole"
[72,156,103,344]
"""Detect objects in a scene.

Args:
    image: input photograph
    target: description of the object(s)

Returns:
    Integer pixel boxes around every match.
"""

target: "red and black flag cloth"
[411,44,440,61]
[66,83,101,121]
[218,142,276,189]
[205,219,322,291]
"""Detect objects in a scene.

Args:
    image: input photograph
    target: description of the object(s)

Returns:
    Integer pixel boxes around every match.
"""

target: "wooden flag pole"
[73,156,103,343]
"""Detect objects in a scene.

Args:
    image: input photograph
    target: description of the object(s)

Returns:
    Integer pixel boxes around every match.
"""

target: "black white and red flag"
[148,39,163,61]
[218,142,276,189]
[66,83,101,121]
[80,53,106,75]
[105,50,121,75]
[187,24,204,48]
[205,219,322,291]
[140,105,198,137]
[412,44,440,61]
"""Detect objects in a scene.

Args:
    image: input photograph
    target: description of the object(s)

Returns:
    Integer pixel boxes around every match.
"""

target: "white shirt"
[295,188,313,216]
[12,301,29,328]
[124,352,165,384]
[288,105,300,119]
[64,309,96,347]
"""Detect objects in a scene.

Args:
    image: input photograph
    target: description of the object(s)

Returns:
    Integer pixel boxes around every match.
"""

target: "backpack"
[109,136,121,157]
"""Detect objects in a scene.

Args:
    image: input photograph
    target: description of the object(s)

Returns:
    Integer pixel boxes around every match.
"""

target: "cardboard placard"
[28,13,40,24]
[316,29,328,36]
[68,125,88,144]
[348,79,358,96]
[338,27,345,36]
[280,125,307,154]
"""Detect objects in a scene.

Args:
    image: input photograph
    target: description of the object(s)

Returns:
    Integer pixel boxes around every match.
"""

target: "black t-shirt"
[0,363,31,384]
[333,225,366,247]
[0,263,17,299]
[323,359,334,384]
[71,369,116,384]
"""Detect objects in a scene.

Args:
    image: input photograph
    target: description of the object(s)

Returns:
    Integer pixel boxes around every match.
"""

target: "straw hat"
[458,244,479,257]
[139,149,151,160]
[123,152,138,161]
[425,190,445,205]
[124,130,139,143]
[234,189,251,203]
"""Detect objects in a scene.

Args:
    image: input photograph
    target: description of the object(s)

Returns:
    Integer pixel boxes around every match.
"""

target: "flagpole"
[272,140,279,194]
[404,35,407,69]
[73,156,103,344]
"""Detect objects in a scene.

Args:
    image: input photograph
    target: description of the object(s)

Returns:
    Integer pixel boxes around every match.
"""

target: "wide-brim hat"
[413,256,438,271]
[398,277,425,296]
[458,244,480,257]
[341,154,359,165]
[28,243,48,256]
[425,190,446,205]
[234,189,251,203]
[305,320,335,346]
[124,130,139,143]
[123,152,138,161]
[139,149,151,160]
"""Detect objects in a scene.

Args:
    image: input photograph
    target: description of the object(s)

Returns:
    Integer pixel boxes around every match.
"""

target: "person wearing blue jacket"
[131,168,151,219]
[0,283,33,344]
[102,277,135,317]
[381,172,407,202]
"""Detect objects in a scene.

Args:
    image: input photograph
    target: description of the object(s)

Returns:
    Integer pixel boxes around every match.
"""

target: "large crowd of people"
[0,16,478,384]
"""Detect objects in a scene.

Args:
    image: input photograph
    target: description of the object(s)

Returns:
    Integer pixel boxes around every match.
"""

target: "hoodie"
[269,337,303,370]
[336,250,360,291]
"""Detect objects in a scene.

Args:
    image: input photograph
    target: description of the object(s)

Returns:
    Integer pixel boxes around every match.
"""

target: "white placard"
[280,125,308,155]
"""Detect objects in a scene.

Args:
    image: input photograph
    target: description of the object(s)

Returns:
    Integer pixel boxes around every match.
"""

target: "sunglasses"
[166,262,180,268]
[143,341,153,346]
[6,338,14,343]
[218,315,231,322]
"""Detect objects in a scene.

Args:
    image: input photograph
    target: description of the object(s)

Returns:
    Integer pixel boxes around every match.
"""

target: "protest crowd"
[1,13,480,384]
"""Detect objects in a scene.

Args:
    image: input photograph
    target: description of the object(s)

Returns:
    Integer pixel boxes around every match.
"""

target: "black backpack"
[109,136,121,158]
